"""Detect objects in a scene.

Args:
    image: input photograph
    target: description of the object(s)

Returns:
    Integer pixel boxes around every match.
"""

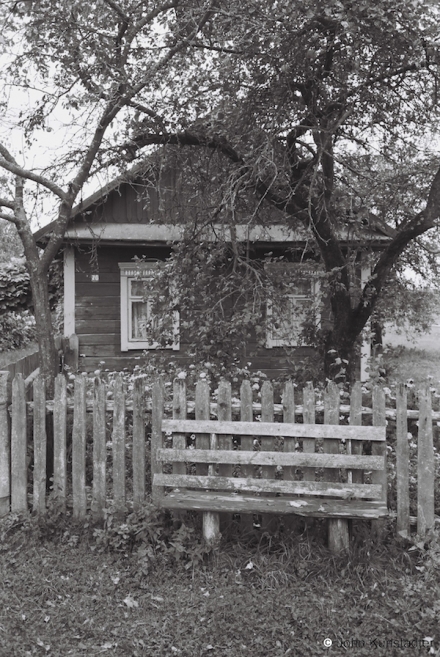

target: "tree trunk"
[28,265,58,396]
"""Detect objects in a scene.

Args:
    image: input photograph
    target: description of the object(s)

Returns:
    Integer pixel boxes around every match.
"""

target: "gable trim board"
[61,222,391,246]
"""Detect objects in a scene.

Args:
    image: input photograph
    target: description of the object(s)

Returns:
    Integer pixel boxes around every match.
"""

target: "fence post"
[72,374,87,520]
[417,385,434,536]
[240,379,254,533]
[172,378,186,523]
[195,380,219,544]
[92,376,106,522]
[132,377,145,513]
[396,384,409,537]
[372,386,387,541]
[112,374,126,519]
[33,376,47,515]
[0,371,12,517]
[151,379,164,506]
[11,374,28,513]
[325,382,349,553]
[259,381,277,532]
[218,380,233,530]
[53,374,67,512]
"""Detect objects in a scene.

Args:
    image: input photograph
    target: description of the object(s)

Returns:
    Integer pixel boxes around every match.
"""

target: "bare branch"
[0,144,67,200]
[0,197,15,211]
[0,211,16,223]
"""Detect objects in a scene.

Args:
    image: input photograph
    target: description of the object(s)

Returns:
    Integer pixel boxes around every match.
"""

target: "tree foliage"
[0,0,440,383]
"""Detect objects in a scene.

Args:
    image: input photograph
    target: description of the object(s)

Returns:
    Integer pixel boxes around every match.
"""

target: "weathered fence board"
[53,374,67,511]
[0,372,11,517]
[0,373,437,546]
[72,375,87,520]
[396,384,409,536]
[417,385,435,535]
[132,378,146,513]
[92,377,106,521]
[113,374,126,518]
[32,376,46,514]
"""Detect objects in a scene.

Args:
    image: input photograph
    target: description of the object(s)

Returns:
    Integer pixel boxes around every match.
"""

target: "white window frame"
[119,263,179,351]
[265,267,320,349]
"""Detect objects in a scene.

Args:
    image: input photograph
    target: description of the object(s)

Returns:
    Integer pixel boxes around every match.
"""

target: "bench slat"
[154,473,383,500]
[156,448,385,470]
[158,489,388,519]
[161,419,386,441]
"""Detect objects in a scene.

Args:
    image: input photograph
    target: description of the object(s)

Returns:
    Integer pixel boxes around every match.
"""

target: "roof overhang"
[61,222,391,246]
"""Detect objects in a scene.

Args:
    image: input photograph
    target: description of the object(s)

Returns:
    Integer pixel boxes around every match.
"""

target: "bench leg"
[328,519,349,553]
[203,511,220,546]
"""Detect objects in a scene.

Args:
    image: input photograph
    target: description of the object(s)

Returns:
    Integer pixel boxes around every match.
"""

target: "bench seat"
[156,488,388,519]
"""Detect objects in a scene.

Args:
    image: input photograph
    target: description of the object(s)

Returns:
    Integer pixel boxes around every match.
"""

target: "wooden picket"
[0,371,438,548]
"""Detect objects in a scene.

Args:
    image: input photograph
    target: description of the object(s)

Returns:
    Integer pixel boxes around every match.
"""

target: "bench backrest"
[152,419,387,504]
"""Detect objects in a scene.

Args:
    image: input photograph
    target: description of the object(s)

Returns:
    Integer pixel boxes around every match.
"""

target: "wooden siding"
[74,245,323,374]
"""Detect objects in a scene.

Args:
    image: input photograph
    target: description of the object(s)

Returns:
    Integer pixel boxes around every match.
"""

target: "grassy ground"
[0,511,439,657]
[1,342,440,656]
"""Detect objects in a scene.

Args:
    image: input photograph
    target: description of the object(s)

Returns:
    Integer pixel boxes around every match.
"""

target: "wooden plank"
[396,384,409,537]
[302,382,316,482]
[372,386,387,541]
[282,381,296,531]
[151,379,165,505]
[239,380,254,532]
[217,380,233,528]
[260,381,276,531]
[154,474,383,499]
[172,378,186,521]
[417,385,435,535]
[76,320,121,333]
[195,380,219,543]
[53,374,67,512]
[349,382,363,485]
[161,419,385,440]
[324,381,349,553]
[282,381,296,478]
[195,380,210,475]
[92,377,106,521]
[11,374,28,513]
[0,372,11,517]
[72,375,87,520]
[157,448,385,470]
[159,490,388,519]
[64,245,75,336]
[32,376,47,515]
[112,374,126,518]
[132,378,145,512]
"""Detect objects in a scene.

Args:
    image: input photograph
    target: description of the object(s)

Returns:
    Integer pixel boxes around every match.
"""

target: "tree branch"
[0,144,67,200]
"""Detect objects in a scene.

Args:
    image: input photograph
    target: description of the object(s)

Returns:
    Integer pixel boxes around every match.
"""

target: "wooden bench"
[151,413,387,552]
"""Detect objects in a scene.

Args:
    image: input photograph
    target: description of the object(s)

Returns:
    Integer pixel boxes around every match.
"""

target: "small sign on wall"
[91,274,99,282]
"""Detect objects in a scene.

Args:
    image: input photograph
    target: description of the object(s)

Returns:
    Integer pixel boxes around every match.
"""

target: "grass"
[383,345,440,388]
[1,511,439,657]
[1,344,440,656]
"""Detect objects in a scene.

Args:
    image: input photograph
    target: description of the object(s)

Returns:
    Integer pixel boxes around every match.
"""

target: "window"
[265,265,320,348]
[119,263,179,351]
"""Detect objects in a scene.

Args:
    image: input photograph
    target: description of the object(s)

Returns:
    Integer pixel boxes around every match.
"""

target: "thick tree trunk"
[28,266,58,396]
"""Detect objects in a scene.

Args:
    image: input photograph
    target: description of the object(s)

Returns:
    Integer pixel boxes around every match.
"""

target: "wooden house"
[35,152,392,378]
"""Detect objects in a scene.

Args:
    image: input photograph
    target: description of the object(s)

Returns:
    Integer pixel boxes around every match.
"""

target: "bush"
[0,311,36,351]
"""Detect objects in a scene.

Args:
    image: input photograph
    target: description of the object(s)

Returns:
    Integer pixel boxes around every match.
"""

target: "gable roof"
[34,157,395,246]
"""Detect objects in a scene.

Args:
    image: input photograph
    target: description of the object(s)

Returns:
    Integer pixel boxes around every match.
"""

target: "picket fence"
[0,371,437,539]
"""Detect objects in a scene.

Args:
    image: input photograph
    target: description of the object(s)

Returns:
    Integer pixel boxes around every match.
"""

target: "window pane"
[271,296,309,344]
[130,279,148,297]
[131,301,150,339]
